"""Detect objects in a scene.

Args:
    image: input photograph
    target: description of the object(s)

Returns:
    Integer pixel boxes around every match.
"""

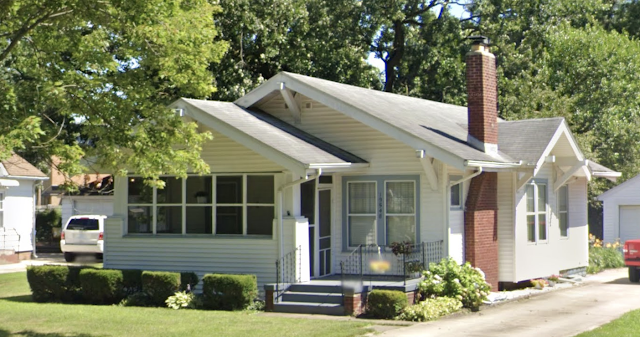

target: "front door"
[301,178,332,278]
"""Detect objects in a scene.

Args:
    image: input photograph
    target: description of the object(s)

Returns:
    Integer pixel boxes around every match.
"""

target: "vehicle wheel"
[63,252,76,262]
[95,253,103,260]
[629,267,639,282]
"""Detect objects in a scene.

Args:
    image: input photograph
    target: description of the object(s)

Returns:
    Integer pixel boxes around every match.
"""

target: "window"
[126,175,274,236]
[558,185,569,237]
[344,176,419,248]
[526,181,548,243]
[450,175,462,209]
[0,192,4,228]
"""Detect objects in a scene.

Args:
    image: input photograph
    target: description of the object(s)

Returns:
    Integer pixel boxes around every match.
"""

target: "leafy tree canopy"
[0,0,227,188]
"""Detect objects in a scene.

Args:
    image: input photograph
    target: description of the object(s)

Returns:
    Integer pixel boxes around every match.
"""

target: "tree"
[0,0,227,187]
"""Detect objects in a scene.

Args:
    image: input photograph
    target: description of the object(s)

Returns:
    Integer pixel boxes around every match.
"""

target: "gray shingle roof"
[179,98,367,167]
[498,118,565,165]
[279,72,517,164]
[1,153,47,178]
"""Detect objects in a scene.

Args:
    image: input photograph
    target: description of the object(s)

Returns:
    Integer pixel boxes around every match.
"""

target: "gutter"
[6,175,49,181]
[464,160,523,169]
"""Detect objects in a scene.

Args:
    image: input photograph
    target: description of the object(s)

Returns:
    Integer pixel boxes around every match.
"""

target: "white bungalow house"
[103,38,617,313]
[0,153,48,263]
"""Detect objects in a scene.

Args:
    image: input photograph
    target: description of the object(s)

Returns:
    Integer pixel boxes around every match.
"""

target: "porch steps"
[273,283,345,316]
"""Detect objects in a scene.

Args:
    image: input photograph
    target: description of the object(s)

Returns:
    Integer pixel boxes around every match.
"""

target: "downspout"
[449,167,483,189]
[277,169,322,266]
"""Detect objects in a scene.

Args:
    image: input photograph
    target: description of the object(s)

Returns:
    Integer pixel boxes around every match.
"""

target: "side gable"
[598,174,640,201]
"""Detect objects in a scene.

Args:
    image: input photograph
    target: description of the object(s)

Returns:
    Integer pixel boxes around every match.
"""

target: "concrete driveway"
[383,268,639,337]
[0,253,102,274]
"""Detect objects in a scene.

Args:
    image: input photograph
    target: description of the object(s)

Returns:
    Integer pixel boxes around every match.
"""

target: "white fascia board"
[6,176,48,181]
[0,179,20,187]
[464,160,523,170]
[535,121,584,176]
[243,73,468,171]
[174,99,308,178]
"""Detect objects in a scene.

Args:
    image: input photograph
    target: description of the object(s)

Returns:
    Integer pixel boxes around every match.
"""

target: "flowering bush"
[397,297,462,322]
[548,275,560,282]
[418,258,491,310]
[165,291,200,310]
[588,234,624,274]
[531,279,547,289]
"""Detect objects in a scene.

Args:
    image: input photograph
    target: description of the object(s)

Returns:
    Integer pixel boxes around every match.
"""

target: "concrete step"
[288,284,343,294]
[273,301,344,316]
[281,291,343,304]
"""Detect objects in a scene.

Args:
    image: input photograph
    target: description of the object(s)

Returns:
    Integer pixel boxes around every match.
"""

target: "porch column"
[282,216,310,282]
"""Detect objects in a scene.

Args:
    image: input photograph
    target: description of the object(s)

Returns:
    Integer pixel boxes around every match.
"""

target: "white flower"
[453,278,460,283]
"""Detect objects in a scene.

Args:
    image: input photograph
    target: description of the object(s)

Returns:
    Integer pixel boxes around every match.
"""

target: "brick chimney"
[464,36,500,291]
[466,36,498,155]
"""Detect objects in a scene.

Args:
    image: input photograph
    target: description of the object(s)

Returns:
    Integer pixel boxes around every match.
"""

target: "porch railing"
[275,245,301,302]
[339,240,444,285]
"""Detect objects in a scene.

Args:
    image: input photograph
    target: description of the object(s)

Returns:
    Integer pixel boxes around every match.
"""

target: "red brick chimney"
[466,36,498,155]
[464,36,499,291]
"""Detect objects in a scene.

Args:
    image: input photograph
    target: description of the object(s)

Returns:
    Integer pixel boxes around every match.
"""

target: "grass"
[575,309,640,337]
[0,272,373,337]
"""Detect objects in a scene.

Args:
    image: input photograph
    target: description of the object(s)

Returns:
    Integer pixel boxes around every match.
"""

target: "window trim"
[449,175,463,210]
[526,180,548,244]
[558,184,569,239]
[342,175,420,251]
[346,180,378,248]
[126,174,275,237]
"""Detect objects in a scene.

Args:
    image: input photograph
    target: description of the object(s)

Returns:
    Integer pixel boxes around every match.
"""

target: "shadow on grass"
[0,328,97,337]
[0,294,33,303]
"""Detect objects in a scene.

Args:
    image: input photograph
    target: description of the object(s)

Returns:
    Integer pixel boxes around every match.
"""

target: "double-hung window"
[127,175,274,236]
[526,181,548,243]
[450,175,463,209]
[558,185,569,238]
[344,176,419,248]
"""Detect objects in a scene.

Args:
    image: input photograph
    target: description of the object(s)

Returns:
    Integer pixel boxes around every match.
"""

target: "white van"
[60,215,106,262]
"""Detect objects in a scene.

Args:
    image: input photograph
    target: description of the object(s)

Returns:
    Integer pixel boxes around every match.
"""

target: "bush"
[398,297,463,322]
[588,235,624,274]
[141,271,181,306]
[202,274,257,310]
[418,258,491,310]
[180,272,199,292]
[26,265,89,303]
[121,269,144,296]
[36,208,61,243]
[165,291,201,310]
[120,292,153,307]
[80,269,124,304]
[366,290,408,319]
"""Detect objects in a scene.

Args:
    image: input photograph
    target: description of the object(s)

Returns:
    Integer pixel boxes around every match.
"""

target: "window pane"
[537,184,547,212]
[217,176,243,204]
[538,214,547,240]
[559,213,568,237]
[247,176,274,203]
[66,219,99,231]
[558,186,568,212]
[216,206,242,234]
[349,182,376,214]
[450,184,461,207]
[386,182,414,214]
[186,206,212,234]
[128,206,152,233]
[527,215,535,242]
[349,216,376,246]
[247,206,274,235]
[187,176,212,204]
[300,180,315,224]
[157,206,182,234]
[128,178,153,204]
[386,216,415,244]
[320,237,331,250]
[526,185,534,213]
[157,177,182,204]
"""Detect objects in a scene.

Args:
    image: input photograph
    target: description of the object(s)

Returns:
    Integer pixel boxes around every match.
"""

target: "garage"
[61,196,113,227]
[599,174,640,243]
[619,206,640,243]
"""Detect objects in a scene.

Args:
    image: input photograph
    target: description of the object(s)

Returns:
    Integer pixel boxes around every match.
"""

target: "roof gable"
[1,153,47,178]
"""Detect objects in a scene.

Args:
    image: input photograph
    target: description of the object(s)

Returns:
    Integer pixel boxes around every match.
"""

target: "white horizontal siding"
[600,175,640,243]
[498,172,515,281]
[201,128,284,173]
[2,181,34,252]
[104,217,278,288]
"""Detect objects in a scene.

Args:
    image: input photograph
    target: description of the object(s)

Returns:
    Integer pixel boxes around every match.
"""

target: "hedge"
[79,269,124,304]
[366,290,408,319]
[26,265,89,303]
[141,271,181,306]
[202,274,257,310]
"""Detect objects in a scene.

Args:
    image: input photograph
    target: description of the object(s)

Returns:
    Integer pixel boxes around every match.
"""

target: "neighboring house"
[40,156,110,207]
[103,38,618,303]
[60,175,114,227]
[597,173,640,244]
[0,154,48,263]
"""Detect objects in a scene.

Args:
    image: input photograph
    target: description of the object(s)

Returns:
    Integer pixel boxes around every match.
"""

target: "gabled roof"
[0,153,47,179]
[236,72,520,170]
[499,118,566,166]
[597,172,638,201]
[171,98,368,177]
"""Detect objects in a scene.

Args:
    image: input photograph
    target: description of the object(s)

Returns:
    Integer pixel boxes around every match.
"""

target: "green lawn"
[0,272,373,337]
[575,309,640,337]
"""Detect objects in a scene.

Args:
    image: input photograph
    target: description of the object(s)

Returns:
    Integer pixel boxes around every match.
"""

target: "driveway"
[382,268,638,337]
[0,253,102,274]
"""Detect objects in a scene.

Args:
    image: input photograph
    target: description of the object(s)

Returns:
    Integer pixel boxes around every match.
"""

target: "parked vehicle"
[623,240,640,282]
[60,215,106,262]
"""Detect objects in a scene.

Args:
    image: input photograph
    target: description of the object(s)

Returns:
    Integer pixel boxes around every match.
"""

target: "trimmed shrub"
[366,290,408,319]
[202,274,257,310]
[80,269,124,304]
[26,265,89,303]
[141,271,181,306]
[120,292,153,307]
[398,297,462,322]
[121,269,144,295]
[180,272,199,292]
[419,258,491,310]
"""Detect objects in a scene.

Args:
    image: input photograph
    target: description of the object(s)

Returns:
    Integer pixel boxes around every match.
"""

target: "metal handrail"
[275,245,301,302]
